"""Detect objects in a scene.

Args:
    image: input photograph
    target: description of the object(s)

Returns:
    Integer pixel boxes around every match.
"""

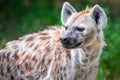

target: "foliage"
[0,0,120,80]
[97,17,120,80]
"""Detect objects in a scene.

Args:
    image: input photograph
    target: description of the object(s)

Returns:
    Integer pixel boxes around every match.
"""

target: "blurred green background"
[0,0,120,80]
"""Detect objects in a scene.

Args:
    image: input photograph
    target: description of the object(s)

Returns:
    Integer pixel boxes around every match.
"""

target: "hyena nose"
[60,37,70,44]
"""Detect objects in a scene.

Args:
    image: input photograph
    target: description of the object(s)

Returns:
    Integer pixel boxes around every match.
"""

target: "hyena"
[0,2,107,80]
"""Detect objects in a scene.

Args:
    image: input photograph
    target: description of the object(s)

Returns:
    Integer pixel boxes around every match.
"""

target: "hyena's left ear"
[61,2,76,25]
[90,4,107,29]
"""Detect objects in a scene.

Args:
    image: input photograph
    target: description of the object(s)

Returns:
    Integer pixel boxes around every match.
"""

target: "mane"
[79,7,91,15]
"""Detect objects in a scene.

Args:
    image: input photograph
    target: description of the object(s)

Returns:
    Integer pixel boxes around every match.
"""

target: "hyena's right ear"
[61,2,76,25]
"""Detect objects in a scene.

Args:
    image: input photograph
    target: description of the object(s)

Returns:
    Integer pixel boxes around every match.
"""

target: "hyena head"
[60,2,107,49]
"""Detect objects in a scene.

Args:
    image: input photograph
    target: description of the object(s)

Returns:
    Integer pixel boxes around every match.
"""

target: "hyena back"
[0,2,107,80]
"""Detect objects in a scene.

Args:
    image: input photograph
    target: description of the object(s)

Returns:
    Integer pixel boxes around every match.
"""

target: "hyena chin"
[0,2,107,80]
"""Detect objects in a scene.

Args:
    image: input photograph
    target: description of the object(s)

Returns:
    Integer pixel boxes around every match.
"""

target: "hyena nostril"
[60,37,70,44]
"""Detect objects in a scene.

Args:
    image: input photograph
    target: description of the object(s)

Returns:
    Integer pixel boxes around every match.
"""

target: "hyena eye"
[75,27,85,32]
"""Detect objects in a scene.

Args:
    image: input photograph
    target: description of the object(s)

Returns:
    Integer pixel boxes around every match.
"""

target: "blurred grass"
[97,17,120,80]
[0,0,120,80]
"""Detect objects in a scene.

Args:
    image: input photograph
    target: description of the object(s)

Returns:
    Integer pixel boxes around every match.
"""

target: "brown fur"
[79,7,90,15]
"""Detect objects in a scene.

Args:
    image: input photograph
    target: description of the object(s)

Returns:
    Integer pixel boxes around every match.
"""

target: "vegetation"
[0,0,120,80]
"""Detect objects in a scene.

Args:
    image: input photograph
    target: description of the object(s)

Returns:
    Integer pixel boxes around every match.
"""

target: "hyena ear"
[90,4,107,29]
[61,2,76,25]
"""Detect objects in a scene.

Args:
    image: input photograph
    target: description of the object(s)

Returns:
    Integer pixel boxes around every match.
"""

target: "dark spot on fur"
[67,53,71,59]
[10,75,14,80]
[64,73,66,77]
[0,64,4,76]
[39,32,47,35]
[40,58,45,64]
[25,36,34,42]
[34,45,39,50]
[5,52,10,61]
[82,59,88,63]
[19,77,25,80]
[25,63,32,70]
[32,56,37,62]
[7,66,10,73]
[63,67,66,71]
[29,43,34,47]
[48,59,51,64]
[26,76,34,80]
[40,36,50,40]
[13,53,19,60]
[60,75,63,80]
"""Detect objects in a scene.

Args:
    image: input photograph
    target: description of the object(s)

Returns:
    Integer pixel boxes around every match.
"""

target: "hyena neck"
[71,35,105,69]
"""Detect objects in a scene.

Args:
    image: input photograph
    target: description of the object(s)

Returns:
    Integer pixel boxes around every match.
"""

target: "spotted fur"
[0,2,107,80]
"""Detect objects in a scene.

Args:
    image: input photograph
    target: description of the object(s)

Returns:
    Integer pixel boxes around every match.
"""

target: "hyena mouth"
[63,42,82,49]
